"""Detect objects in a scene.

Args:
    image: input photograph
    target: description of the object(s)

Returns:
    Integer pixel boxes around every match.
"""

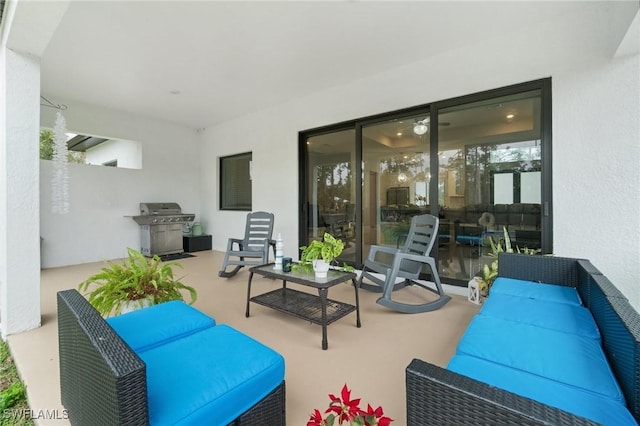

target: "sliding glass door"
[303,129,357,265]
[299,79,550,286]
[436,90,543,282]
[361,113,432,258]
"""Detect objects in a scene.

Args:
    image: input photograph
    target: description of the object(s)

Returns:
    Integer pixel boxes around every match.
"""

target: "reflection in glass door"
[304,129,356,265]
[436,90,543,282]
[300,79,550,286]
[362,114,432,260]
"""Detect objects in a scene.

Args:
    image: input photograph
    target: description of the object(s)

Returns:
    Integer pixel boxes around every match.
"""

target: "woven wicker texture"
[498,253,579,287]
[251,288,356,326]
[406,254,640,425]
[229,381,286,425]
[406,359,599,426]
[58,289,149,425]
[58,289,286,425]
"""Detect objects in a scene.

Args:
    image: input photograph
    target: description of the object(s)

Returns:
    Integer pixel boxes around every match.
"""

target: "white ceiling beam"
[4,0,70,57]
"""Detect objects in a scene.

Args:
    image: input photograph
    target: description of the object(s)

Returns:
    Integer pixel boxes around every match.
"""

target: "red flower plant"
[307,384,393,426]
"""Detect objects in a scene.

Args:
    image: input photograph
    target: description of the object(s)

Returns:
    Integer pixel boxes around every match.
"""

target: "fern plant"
[78,247,197,317]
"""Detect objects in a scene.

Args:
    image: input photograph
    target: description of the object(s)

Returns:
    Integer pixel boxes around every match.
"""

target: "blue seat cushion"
[448,354,636,426]
[141,324,285,426]
[491,277,582,305]
[456,315,624,402]
[456,235,483,246]
[106,301,215,353]
[479,292,600,340]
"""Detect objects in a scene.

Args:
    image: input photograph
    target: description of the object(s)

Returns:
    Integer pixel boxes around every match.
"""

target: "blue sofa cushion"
[448,354,637,426]
[456,315,624,402]
[141,324,285,426]
[479,292,601,340]
[491,277,582,305]
[106,301,216,353]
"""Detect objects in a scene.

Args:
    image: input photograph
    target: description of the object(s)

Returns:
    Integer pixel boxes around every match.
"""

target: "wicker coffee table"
[246,263,361,350]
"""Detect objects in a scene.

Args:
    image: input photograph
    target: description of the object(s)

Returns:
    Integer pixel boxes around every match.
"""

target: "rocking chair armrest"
[367,245,400,262]
[226,238,244,251]
[392,252,431,267]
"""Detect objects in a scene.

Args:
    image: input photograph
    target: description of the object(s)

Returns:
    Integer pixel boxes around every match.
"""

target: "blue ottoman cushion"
[141,324,285,426]
[456,315,624,401]
[479,292,601,340]
[106,301,216,353]
[491,277,583,305]
[448,354,636,426]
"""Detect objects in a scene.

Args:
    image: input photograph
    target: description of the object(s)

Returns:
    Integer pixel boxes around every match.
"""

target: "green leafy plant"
[78,247,197,317]
[0,382,26,411]
[0,339,33,425]
[296,233,354,273]
[477,227,541,296]
[307,384,393,426]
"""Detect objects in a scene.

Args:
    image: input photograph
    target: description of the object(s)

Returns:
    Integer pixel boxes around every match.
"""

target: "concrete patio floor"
[8,250,478,425]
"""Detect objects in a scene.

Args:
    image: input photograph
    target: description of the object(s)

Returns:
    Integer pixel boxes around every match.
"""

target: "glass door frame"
[298,78,552,286]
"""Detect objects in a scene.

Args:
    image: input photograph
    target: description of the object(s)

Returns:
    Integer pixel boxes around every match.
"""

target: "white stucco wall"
[39,99,201,268]
[0,48,42,336]
[85,138,142,169]
[200,2,640,308]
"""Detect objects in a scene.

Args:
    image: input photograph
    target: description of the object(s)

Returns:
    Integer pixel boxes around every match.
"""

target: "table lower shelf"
[250,287,356,326]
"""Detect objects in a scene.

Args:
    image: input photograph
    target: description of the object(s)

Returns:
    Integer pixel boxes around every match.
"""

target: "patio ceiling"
[13,1,614,129]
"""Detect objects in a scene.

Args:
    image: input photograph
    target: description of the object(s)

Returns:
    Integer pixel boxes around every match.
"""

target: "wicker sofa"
[57,289,286,425]
[406,253,640,425]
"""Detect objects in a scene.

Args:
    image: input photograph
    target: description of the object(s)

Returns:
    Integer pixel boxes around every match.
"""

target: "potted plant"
[307,383,393,426]
[475,227,542,297]
[297,232,353,279]
[78,247,197,317]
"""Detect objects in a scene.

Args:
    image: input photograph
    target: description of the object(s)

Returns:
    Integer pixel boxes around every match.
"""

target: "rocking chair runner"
[218,211,276,278]
[357,214,451,313]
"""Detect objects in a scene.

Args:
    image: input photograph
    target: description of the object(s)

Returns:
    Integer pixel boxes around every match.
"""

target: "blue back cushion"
[479,292,600,340]
[448,354,637,426]
[491,277,582,305]
[106,301,215,353]
[141,324,285,426]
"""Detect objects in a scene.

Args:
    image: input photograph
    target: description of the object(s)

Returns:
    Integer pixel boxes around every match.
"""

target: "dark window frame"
[219,152,252,211]
[299,78,552,284]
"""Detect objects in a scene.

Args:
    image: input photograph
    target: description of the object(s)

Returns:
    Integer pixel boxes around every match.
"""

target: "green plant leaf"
[77,247,197,316]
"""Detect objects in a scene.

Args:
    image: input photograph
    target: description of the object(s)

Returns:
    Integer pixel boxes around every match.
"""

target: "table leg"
[245,271,254,317]
[352,278,361,328]
[319,288,329,350]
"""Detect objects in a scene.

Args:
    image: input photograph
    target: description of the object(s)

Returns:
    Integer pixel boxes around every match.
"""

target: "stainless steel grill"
[130,202,195,256]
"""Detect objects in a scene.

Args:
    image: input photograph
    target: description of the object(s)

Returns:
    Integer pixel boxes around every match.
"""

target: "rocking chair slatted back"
[245,214,275,252]
[401,215,439,275]
[218,211,276,278]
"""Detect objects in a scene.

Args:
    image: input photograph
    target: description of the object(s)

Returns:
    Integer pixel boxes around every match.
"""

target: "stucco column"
[0,47,41,337]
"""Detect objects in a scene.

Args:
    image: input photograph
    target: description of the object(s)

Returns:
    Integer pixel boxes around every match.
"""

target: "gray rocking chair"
[357,214,451,313]
[218,211,276,278]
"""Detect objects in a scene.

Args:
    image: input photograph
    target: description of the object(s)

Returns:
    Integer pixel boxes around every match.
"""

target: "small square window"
[220,152,252,211]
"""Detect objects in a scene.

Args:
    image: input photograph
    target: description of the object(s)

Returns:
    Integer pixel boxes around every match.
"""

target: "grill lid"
[131,202,195,225]
[140,202,182,215]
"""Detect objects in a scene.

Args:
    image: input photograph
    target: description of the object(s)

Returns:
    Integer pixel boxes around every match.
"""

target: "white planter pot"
[118,297,152,315]
[313,259,330,280]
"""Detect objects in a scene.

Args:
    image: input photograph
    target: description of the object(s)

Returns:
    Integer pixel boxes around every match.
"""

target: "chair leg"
[218,265,243,278]
[377,294,451,313]
[358,267,408,293]
[376,259,451,314]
